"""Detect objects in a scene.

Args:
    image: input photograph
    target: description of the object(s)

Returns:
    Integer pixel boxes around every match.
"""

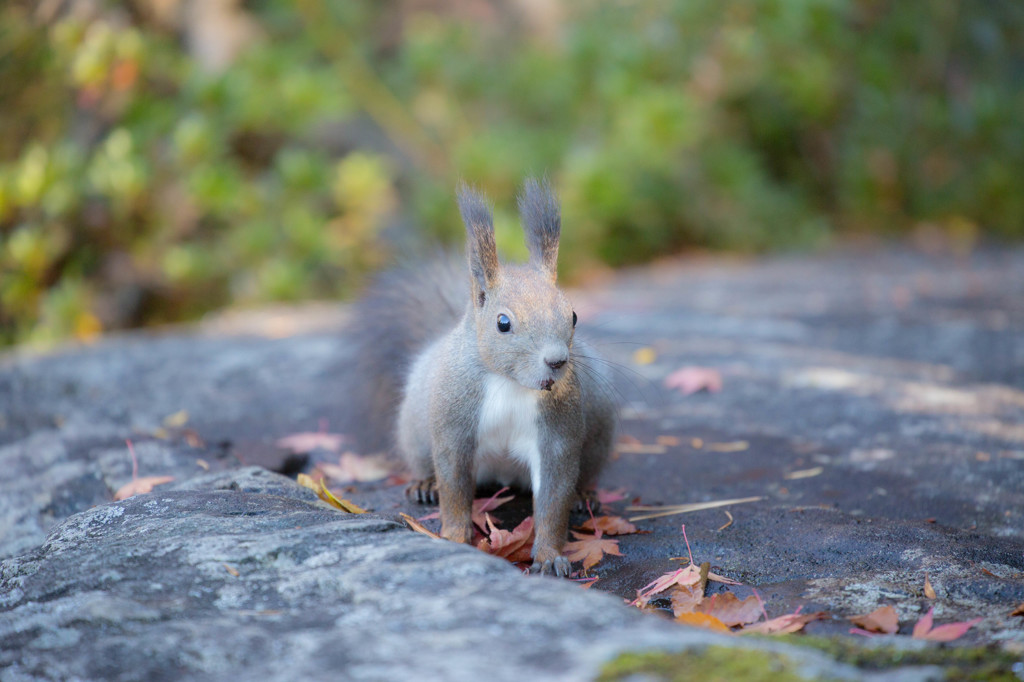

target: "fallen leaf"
[850,605,899,634]
[576,577,599,589]
[196,458,210,471]
[676,612,731,633]
[472,488,514,530]
[911,607,981,642]
[633,347,657,365]
[563,530,622,571]
[163,410,189,428]
[319,452,392,483]
[580,515,638,536]
[223,563,240,577]
[633,525,739,607]
[596,488,627,504]
[1010,604,1024,617]
[670,584,705,616]
[400,512,442,540]
[924,574,936,599]
[477,516,534,563]
[696,592,763,627]
[114,475,175,500]
[656,435,681,446]
[276,431,345,454]
[742,608,828,635]
[707,441,749,453]
[664,366,722,395]
[296,473,366,513]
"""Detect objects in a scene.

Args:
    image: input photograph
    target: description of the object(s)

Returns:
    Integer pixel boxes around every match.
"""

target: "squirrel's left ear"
[517,177,560,282]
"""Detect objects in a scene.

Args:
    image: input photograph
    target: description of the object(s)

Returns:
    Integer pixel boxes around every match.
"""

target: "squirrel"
[347,178,616,576]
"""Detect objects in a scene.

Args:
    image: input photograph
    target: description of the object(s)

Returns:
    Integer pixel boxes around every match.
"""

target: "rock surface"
[2,248,1023,680]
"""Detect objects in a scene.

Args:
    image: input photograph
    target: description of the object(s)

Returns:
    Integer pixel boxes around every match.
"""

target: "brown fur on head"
[457,180,577,392]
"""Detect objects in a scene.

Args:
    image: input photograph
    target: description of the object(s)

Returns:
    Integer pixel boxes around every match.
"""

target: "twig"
[627,496,763,522]
[717,510,734,531]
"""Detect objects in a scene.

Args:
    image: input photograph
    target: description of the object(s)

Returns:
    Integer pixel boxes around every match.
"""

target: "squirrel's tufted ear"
[517,177,560,282]
[457,183,499,302]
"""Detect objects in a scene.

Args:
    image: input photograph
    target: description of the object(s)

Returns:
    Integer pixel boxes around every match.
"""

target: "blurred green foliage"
[1,0,1022,345]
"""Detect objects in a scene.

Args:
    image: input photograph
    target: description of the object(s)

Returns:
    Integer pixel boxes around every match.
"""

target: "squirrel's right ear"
[457,183,499,303]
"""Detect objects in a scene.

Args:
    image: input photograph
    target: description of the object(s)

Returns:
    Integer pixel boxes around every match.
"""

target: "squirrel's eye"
[497,314,512,333]
[572,311,577,328]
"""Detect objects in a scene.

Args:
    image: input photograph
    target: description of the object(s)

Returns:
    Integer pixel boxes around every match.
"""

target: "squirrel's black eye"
[572,311,577,328]
[497,314,512,333]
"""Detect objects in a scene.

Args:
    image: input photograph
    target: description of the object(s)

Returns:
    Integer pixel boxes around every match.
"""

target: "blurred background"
[1,0,1022,347]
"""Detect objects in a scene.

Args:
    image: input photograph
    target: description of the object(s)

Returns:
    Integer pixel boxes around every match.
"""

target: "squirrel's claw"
[406,477,439,505]
[573,489,601,515]
[529,555,572,577]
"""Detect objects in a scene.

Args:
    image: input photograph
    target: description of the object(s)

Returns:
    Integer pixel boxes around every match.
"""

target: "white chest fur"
[475,374,542,491]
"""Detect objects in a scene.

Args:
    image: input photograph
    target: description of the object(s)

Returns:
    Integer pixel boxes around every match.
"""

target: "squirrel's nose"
[545,356,567,370]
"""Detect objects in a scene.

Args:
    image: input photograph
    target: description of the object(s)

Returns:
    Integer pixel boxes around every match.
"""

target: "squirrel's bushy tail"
[344,253,468,453]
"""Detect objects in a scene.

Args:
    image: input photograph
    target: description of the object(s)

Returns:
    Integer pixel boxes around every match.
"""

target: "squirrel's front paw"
[529,553,571,577]
[406,477,439,505]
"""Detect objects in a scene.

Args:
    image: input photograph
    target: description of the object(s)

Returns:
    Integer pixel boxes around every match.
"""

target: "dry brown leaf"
[114,475,175,500]
[472,489,514,529]
[664,366,723,395]
[580,515,639,536]
[670,584,705,616]
[911,607,981,642]
[676,612,731,633]
[319,452,392,483]
[850,605,899,634]
[223,563,240,577]
[741,609,828,635]
[564,530,622,571]
[656,435,681,447]
[477,516,534,563]
[696,592,763,628]
[400,512,442,540]
[924,574,936,599]
[1011,604,1024,618]
[275,431,345,454]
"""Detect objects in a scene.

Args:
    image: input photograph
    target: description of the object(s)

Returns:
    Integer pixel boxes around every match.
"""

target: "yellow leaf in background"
[924,574,937,599]
[400,512,442,540]
[163,410,189,428]
[632,347,657,365]
[297,473,366,513]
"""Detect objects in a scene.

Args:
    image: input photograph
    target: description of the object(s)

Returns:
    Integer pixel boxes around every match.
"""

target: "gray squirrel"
[348,178,616,576]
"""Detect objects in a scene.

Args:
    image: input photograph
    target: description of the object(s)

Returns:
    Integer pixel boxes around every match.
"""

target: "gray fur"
[517,177,561,279]
[457,183,499,298]
[356,179,616,575]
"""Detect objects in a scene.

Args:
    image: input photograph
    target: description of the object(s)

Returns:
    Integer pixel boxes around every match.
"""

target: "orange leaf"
[911,607,981,642]
[563,530,622,571]
[742,609,828,635]
[114,476,175,500]
[676,612,731,633]
[850,605,899,634]
[400,512,442,540]
[924,574,936,599]
[664,366,723,395]
[580,515,639,535]
[472,488,514,530]
[477,516,534,563]
[1011,604,1024,618]
[696,592,763,628]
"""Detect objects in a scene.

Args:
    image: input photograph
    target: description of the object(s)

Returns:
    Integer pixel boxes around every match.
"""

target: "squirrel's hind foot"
[529,554,572,577]
[573,489,601,515]
[406,477,439,505]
